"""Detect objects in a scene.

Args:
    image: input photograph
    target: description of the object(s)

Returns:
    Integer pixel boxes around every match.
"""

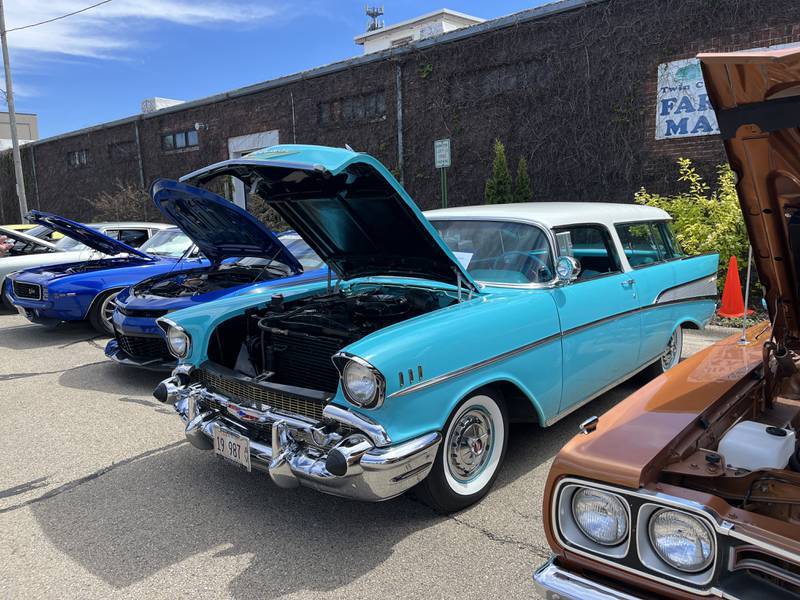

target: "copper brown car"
[535,46,800,599]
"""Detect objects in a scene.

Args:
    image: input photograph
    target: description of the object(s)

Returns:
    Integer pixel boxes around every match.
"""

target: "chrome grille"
[13,281,41,300]
[195,369,327,423]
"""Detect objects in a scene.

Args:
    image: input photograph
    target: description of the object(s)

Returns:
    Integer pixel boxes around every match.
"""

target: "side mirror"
[556,256,580,283]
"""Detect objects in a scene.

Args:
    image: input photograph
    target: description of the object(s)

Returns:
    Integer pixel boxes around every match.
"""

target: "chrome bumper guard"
[160,373,441,502]
[534,557,645,600]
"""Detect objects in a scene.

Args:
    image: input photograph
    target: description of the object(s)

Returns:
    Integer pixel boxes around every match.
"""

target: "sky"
[2,0,547,139]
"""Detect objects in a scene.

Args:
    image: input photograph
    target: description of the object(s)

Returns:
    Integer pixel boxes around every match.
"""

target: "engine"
[207,285,458,393]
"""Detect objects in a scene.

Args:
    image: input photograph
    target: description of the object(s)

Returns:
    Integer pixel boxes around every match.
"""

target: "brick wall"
[1,0,798,222]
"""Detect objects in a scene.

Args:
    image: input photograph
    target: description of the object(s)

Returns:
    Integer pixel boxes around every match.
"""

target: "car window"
[656,222,687,259]
[277,233,325,271]
[555,225,621,281]
[117,229,150,247]
[431,220,554,284]
[139,229,193,257]
[615,222,663,268]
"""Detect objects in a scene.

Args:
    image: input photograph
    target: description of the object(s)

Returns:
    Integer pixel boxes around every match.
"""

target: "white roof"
[424,202,671,229]
[354,9,485,43]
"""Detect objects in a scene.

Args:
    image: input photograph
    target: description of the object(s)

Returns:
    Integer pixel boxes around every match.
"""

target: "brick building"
[1,0,798,223]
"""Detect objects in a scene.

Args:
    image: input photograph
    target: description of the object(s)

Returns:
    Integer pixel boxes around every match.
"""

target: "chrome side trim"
[388,331,561,398]
[390,295,713,400]
[655,274,718,304]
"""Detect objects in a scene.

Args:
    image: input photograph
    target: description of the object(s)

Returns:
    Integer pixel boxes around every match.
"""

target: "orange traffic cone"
[718,255,754,318]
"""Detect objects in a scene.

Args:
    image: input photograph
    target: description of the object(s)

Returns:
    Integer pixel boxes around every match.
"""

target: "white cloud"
[3,1,280,59]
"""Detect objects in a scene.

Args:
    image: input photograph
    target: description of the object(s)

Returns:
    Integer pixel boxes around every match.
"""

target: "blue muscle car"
[154,144,718,513]
[7,214,202,335]
[106,179,328,371]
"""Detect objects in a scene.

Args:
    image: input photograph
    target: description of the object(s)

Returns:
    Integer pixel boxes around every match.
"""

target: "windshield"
[139,229,193,257]
[228,233,324,272]
[55,236,88,251]
[431,220,554,284]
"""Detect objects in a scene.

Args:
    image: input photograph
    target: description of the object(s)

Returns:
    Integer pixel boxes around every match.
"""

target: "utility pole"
[0,0,28,220]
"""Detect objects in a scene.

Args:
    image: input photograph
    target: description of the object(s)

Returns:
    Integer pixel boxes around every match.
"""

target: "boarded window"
[66,149,89,168]
[319,91,386,125]
[108,140,137,163]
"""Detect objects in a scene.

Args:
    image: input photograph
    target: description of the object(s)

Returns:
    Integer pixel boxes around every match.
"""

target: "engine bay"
[661,346,800,525]
[207,284,459,393]
[134,264,292,298]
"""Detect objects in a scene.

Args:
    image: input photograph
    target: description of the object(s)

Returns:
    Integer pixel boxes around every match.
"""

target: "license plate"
[213,426,251,471]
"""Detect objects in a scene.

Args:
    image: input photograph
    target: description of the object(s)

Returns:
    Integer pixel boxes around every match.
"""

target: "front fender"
[335,289,563,443]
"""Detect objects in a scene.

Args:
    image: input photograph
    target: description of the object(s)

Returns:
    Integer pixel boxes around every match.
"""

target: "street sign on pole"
[434,138,451,168]
[434,139,450,208]
[0,0,28,220]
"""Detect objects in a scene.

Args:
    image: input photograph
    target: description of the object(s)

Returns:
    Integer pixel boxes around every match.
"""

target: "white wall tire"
[643,326,684,379]
[416,388,508,513]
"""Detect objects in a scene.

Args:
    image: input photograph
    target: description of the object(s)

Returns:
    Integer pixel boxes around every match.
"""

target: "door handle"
[621,279,635,288]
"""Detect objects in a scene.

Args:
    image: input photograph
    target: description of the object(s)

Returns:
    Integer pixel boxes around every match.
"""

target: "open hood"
[151,179,302,271]
[0,226,60,253]
[180,145,480,292]
[700,47,800,340]
[26,211,152,259]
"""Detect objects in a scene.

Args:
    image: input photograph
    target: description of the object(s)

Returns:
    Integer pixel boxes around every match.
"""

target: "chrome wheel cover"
[446,407,493,483]
[100,292,119,332]
[661,327,682,370]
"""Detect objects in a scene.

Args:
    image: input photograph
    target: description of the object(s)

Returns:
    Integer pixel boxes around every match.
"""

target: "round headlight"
[342,359,381,408]
[166,327,190,358]
[649,509,714,572]
[571,487,629,546]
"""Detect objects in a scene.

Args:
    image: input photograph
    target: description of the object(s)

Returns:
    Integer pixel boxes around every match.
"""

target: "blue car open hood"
[27,211,152,259]
[179,145,480,292]
[150,180,303,271]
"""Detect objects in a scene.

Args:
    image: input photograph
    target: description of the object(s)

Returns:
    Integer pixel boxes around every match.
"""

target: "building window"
[108,140,137,163]
[319,91,386,125]
[162,128,199,151]
[67,149,89,168]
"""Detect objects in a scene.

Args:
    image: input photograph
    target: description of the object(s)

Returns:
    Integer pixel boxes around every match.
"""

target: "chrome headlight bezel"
[556,483,631,558]
[334,354,386,409]
[158,318,191,359]
[571,487,629,547]
[646,508,716,573]
[552,478,721,593]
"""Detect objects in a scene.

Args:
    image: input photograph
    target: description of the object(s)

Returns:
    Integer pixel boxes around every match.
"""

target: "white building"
[0,112,38,151]
[354,9,485,54]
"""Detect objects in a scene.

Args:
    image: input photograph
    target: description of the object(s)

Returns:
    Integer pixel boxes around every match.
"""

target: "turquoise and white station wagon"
[154,144,718,512]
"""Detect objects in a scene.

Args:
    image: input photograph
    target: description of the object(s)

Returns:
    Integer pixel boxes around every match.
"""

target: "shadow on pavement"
[58,359,164,397]
[31,442,438,596]
[0,318,100,351]
[31,374,639,597]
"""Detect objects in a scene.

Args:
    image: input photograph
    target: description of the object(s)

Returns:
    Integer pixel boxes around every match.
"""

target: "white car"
[0,222,171,309]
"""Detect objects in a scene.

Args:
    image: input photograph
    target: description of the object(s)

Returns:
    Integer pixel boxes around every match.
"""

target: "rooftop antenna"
[365,5,384,32]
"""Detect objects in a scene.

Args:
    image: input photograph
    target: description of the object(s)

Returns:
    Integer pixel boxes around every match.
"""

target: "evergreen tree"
[484,139,513,204]
[514,157,532,203]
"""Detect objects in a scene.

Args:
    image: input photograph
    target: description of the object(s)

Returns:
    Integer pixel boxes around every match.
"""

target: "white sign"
[452,251,473,268]
[655,58,719,140]
[434,138,451,168]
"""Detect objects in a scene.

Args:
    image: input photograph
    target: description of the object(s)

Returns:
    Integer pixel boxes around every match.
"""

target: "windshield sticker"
[453,251,473,268]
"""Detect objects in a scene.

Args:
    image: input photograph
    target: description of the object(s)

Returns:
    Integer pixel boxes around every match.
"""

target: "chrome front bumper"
[534,557,644,600]
[161,375,441,502]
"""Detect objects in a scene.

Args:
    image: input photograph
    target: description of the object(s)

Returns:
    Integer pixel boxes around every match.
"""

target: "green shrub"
[634,158,749,289]
[485,139,513,204]
[514,157,532,203]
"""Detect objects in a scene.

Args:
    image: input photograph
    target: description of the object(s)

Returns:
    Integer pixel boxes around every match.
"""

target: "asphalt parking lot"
[0,310,725,600]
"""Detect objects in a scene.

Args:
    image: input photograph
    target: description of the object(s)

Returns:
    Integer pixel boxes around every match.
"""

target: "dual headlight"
[562,484,715,575]
[338,356,385,409]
